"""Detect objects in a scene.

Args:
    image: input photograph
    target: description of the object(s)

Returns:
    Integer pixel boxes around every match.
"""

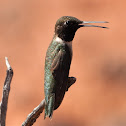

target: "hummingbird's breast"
[55,36,73,56]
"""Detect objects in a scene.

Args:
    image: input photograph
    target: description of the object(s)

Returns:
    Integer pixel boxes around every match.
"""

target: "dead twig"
[22,99,45,126]
[0,57,13,126]
[0,57,75,126]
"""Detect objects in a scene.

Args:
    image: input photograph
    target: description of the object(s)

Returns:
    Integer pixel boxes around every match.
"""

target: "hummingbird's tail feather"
[44,94,55,119]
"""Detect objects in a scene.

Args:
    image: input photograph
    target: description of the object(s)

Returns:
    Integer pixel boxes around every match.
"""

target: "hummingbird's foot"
[66,77,76,91]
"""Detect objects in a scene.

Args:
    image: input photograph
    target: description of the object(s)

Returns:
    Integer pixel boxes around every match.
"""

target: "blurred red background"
[0,0,126,126]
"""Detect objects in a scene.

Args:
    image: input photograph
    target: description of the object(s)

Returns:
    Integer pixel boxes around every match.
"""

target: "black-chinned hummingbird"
[44,16,108,118]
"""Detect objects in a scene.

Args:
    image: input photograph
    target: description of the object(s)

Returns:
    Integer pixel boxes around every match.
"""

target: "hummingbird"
[44,16,108,118]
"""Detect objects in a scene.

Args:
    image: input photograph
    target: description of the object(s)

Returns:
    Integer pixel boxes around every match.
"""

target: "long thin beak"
[79,21,109,28]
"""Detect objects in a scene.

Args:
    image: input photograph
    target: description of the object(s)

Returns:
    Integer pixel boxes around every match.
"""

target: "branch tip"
[0,57,13,126]
[5,57,11,70]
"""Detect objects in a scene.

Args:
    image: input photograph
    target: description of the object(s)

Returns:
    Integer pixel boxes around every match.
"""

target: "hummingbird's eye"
[64,21,70,25]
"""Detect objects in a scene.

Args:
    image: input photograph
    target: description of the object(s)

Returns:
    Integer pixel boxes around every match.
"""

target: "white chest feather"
[55,36,73,55]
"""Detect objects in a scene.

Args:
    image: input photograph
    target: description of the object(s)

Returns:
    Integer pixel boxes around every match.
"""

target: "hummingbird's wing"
[51,43,72,110]
[51,49,63,73]
[44,43,71,118]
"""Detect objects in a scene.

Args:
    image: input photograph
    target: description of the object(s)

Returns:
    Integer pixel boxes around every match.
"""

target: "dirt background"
[0,0,126,126]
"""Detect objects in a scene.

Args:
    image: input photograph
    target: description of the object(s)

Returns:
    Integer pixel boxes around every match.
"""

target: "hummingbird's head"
[55,16,108,42]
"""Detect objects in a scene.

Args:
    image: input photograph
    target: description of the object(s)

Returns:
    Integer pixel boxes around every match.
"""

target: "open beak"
[79,21,109,28]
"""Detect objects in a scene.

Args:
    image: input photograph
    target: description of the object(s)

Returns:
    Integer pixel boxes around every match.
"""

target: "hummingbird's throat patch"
[55,36,64,43]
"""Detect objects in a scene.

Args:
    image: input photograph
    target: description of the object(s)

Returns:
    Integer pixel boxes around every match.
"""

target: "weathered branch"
[0,57,13,126]
[22,99,45,126]
[0,56,76,126]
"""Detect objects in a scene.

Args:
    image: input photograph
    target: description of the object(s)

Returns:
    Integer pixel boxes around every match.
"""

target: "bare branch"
[22,99,45,126]
[5,57,12,70]
[0,57,13,126]
[0,56,76,126]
